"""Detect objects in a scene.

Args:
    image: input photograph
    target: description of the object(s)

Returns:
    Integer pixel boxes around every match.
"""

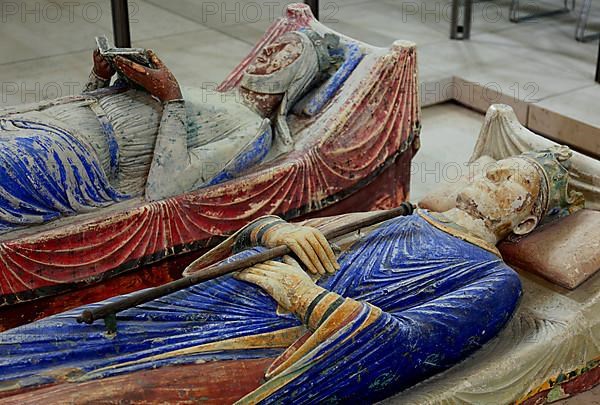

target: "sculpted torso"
[0,30,337,233]
[0,148,582,402]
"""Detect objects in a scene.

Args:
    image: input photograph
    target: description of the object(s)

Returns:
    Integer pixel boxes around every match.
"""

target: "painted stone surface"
[405,104,600,404]
[500,209,600,289]
[391,262,600,405]
[0,147,585,403]
[0,212,522,403]
[0,4,420,307]
[419,104,600,290]
[471,104,600,211]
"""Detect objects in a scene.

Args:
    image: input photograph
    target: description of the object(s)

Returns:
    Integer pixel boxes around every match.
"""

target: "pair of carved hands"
[92,48,182,102]
[235,223,341,315]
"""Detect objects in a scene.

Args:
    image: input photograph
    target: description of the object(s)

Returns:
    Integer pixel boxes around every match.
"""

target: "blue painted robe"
[0,40,363,235]
[0,118,127,233]
[0,212,521,403]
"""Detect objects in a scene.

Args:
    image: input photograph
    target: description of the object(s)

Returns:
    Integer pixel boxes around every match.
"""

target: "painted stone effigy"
[1,28,343,218]
[419,104,600,213]
[401,105,600,404]
[0,21,352,229]
[0,148,582,403]
[0,4,420,309]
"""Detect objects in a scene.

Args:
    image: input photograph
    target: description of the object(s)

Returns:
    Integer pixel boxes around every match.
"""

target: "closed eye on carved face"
[456,157,543,237]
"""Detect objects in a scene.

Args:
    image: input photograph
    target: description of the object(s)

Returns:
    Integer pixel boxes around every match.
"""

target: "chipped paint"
[0,3,420,309]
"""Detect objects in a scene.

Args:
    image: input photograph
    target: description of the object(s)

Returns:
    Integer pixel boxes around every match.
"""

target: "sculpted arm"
[235,254,394,403]
[182,215,340,278]
[144,100,199,201]
[235,255,353,331]
[233,217,340,275]
[235,222,522,402]
[113,51,210,201]
[234,220,348,329]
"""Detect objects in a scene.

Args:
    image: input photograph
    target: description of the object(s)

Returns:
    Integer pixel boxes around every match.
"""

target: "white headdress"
[240,30,338,153]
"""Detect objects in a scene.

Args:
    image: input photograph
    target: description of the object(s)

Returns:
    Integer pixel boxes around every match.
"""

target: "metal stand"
[111,0,131,47]
[575,0,600,42]
[509,0,573,23]
[305,0,319,20]
[596,40,600,83]
[450,0,473,40]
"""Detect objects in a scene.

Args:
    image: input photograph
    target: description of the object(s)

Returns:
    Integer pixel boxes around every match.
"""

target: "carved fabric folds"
[0,214,521,402]
[0,119,128,233]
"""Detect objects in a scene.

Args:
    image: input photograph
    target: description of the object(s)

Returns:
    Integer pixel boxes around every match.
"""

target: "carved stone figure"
[0,29,340,234]
[419,104,599,213]
[0,5,420,313]
[0,148,582,403]
[400,104,600,404]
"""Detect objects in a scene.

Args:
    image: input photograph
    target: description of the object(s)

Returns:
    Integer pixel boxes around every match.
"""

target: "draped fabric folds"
[0,213,522,402]
[0,119,127,233]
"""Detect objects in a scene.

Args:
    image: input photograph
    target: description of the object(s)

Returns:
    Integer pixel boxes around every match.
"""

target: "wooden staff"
[77,202,415,325]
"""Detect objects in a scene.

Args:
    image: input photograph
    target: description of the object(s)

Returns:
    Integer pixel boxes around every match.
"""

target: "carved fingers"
[263,225,340,276]
[146,49,166,69]
[309,230,338,273]
[114,50,182,102]
[234,256,315,310]
[114,56,149,85]
[92,48,115,80]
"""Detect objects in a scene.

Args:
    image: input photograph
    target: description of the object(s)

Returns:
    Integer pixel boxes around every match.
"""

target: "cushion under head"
[498,209,600,290]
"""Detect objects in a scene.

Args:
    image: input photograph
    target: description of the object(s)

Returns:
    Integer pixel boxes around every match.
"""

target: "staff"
[77,202,415,325]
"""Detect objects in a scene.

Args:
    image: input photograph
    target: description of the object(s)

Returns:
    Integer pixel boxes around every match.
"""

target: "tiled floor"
[0,0,598,402]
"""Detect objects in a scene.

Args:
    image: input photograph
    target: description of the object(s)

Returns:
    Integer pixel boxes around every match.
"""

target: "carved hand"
[261,223,340,276]
[235,256,325,315]
[115,50,182,102]
[92,48,116,80]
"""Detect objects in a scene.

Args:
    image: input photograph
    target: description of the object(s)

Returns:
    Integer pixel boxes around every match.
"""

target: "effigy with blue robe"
[0,87,273,234]
[0,29,362,236]
[0,210,521,403]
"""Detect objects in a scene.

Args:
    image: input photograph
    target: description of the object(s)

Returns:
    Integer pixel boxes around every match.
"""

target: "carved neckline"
[417,209,502,258]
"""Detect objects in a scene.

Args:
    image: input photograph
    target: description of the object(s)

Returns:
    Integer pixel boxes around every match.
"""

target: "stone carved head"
[457,157,544,240]
[247,34,304,76]
[456,146,584,241]
[239,33,304,117]
[239,29,341,151]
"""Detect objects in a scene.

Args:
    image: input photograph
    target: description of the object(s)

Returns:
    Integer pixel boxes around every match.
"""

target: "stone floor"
[0,0,598,402]
[1,1,598,151]
[411,102,484,201]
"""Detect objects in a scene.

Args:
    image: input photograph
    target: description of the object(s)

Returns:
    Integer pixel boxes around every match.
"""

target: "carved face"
[241,34,304,117]
[456,157,543,238]
[246,34,303,75]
